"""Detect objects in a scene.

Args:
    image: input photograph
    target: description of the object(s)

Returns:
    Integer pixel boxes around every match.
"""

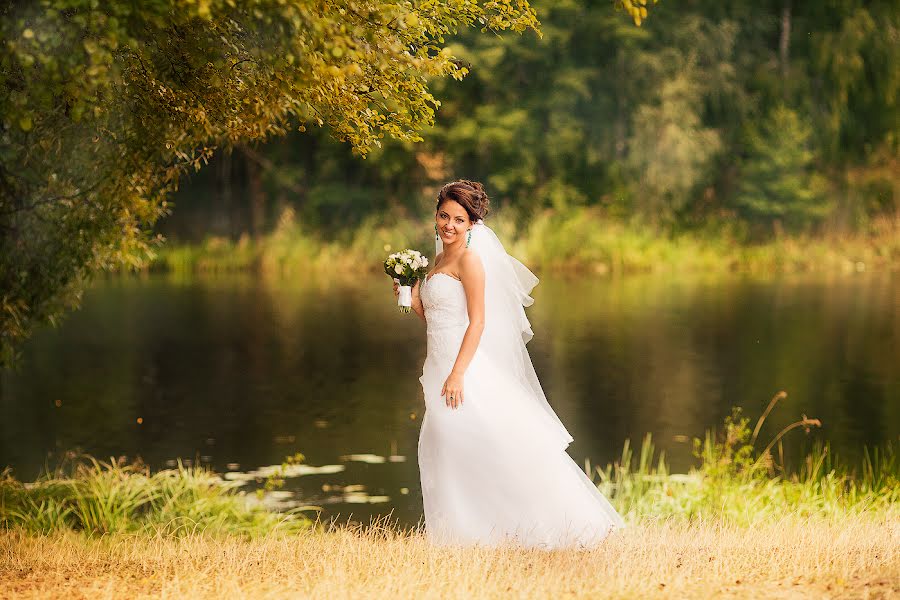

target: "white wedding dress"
[417,269,626,549]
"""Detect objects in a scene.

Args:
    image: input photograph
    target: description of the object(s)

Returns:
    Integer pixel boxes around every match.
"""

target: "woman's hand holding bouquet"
[384,249,428,313]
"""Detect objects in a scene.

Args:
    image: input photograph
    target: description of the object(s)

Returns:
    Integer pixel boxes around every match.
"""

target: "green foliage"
[243,0,895,235]
[155,207,433,276]
[809,1,900,161]
[258,452,308,501]
[592,402,900,524]
[0,0,541,365]
[0,455,312,536]
[4,0,899,366]
[150,207,900,276]
[370,1,896,231]
[733,106,830,234]
[626,74,722,219]
[6,405,896,535]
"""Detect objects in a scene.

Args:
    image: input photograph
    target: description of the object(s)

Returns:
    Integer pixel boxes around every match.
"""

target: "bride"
[393,180,625,549]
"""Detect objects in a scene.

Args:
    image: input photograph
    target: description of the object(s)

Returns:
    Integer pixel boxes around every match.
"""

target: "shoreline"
[3,410,898,597]
[142,211,900,278]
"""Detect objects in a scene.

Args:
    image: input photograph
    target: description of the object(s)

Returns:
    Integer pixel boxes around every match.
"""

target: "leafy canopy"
[0,0,553,364]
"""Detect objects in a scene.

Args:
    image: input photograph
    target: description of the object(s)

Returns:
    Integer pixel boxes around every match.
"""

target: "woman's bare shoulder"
[459,249,485,276]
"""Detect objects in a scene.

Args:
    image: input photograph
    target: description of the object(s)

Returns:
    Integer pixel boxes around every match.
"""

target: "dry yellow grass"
[2,514,898,599]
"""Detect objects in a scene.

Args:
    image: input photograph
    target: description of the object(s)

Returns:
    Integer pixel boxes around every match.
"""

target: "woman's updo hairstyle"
[436,179,491,223]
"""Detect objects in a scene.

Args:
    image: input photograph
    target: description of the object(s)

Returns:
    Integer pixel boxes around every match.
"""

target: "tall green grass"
[147,207,900,276]
[3,396,897,537]
[153,207,432,277]
[0,456,312,537]
[591,396,900,524]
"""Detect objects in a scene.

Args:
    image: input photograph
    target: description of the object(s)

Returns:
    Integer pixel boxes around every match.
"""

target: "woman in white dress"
[393,180,625,549]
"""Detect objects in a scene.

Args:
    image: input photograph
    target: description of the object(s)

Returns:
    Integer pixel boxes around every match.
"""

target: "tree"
[0,0,542,365]
[732,105,829,234]
[626,74,722,221]
[152,0,894,244]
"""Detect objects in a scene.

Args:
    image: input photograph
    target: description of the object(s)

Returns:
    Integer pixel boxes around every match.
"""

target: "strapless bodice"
[420,272,470,363]
[421,272,469,332]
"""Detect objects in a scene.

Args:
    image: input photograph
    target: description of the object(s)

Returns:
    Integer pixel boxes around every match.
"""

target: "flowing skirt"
[417,326,626,549]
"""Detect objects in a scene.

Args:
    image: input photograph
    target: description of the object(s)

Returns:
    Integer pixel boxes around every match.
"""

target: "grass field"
[2,404,898,598]
[2,514,898,599]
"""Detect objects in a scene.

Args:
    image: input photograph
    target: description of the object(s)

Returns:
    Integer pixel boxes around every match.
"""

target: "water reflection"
[1,271,897,526]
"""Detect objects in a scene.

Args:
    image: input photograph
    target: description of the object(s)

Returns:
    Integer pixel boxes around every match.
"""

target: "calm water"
[2,271,898,525]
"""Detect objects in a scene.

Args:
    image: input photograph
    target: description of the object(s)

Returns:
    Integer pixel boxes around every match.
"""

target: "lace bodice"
[421,273,469,331]
[420,272,470,361]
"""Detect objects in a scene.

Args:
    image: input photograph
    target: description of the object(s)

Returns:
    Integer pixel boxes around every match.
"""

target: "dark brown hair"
[436,180,491,222]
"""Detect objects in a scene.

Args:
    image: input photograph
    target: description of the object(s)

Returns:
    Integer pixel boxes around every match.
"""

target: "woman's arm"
[410,252,441,323]
[441,250,486,408]
[410,279,426,322]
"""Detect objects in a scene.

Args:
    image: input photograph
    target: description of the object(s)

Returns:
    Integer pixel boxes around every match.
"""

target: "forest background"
[2,0,898,364]
[164,0,898,249]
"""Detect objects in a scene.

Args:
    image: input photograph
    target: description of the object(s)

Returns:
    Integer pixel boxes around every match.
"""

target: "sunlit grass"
[2,398,898,597]
[3,399,898,537]
[147,208,900,276]
[520,209,900,274]
[0,456,312,537]
[593,399,899,525]
[0,406,900,599]
[2,514,897,599]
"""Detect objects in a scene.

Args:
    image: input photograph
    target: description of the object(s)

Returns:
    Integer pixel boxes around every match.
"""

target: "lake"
[2,271,897,526]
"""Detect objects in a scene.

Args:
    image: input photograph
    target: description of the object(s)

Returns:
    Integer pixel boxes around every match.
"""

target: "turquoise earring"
[434,223,439,241]
[466,228,472,247]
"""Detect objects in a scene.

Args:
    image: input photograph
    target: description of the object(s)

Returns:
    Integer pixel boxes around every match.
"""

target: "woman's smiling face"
[435,199,471,246]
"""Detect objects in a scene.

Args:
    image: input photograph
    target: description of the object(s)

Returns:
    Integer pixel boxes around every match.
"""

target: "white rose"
[394,264,403,275]
[422,258,428,266]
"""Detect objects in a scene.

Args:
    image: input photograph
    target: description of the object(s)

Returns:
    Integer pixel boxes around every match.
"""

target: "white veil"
[436,219,574,450]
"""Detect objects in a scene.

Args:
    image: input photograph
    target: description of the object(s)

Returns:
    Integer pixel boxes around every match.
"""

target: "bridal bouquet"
[384,249,428,313]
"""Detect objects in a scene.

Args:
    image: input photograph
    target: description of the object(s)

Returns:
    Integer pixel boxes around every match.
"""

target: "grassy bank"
[3,402,898,536]
[0,457,311,537]
[591,405,899,524]
[2,402,898,597]
[147,208,900,277]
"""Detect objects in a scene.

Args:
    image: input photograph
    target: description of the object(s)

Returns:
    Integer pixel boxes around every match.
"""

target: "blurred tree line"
[166,0,897,242]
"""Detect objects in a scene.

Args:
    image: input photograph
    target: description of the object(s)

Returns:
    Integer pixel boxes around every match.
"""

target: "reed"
[591,397,899,524]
